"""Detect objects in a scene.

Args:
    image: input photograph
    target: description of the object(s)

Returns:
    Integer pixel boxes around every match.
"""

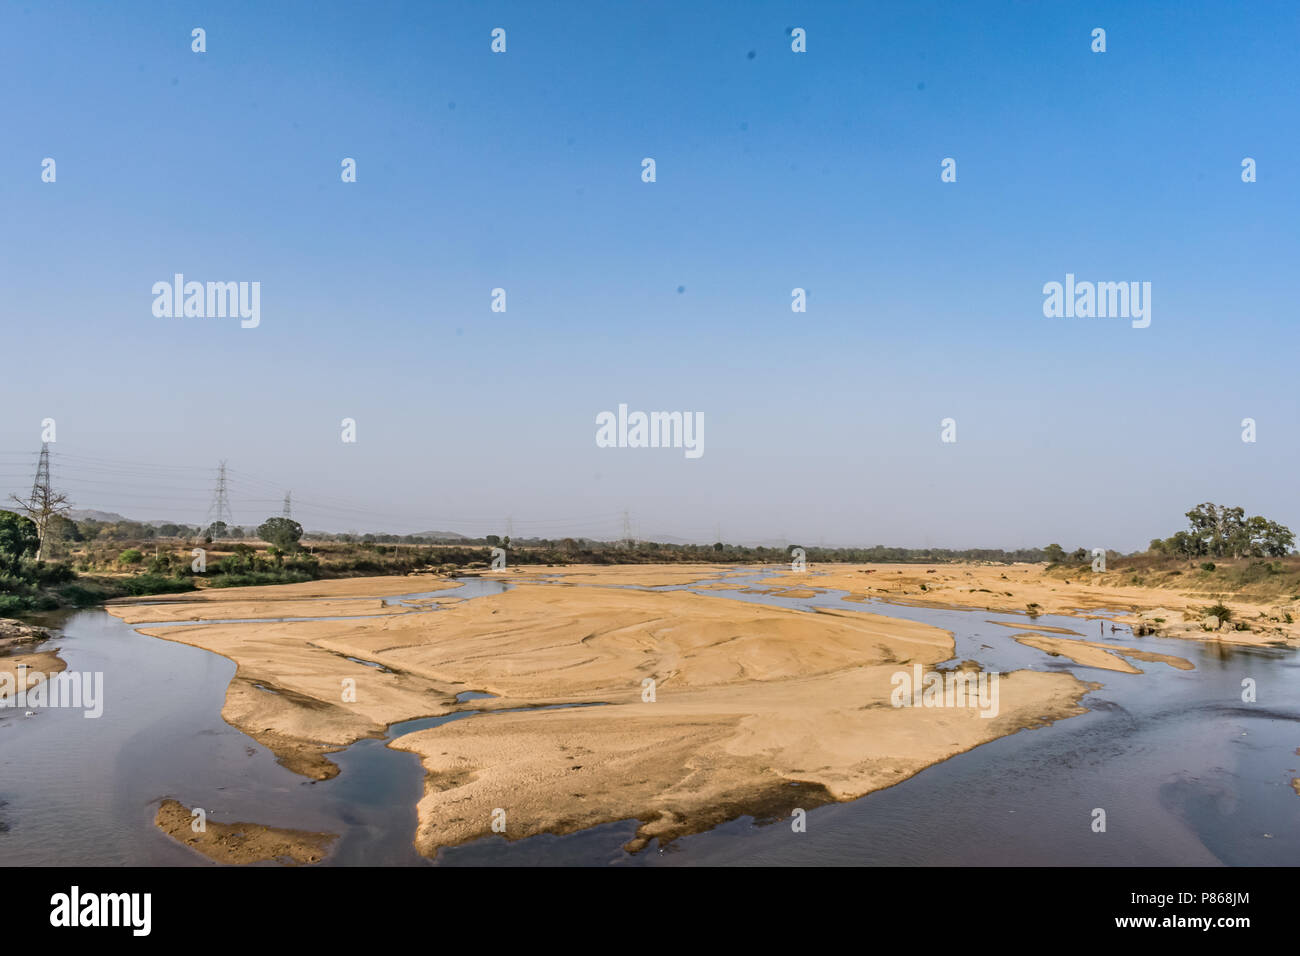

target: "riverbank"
[761,563,1300,648]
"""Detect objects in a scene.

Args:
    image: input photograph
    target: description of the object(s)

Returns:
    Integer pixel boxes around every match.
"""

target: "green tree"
[44,514,82,544]
[1043,543,1065,564]
[0,510,40,566]
[257,517,304,552]
[1260,520,1295,558]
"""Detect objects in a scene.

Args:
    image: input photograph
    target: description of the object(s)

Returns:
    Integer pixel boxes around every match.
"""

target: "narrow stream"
[2,569,1297,866]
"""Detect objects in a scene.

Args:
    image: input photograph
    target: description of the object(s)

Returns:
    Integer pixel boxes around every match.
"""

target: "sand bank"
[0,650,67,703]
[155,799,335,865]
[760,563,1300,647]
[111,567,1097,856]
[1013,633,1193,674]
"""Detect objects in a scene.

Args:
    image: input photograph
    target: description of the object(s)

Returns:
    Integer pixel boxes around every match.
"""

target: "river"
[2,571,1296,866]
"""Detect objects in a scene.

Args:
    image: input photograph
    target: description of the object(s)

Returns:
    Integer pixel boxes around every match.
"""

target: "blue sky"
[1,0,1297,549]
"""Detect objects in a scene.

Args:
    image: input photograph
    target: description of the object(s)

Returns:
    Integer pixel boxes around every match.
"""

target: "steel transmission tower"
[282,491,293,519]
[9,443,71,561]
[203,461,235,537]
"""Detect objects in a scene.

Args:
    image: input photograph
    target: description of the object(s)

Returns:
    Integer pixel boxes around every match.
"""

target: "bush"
[1200,562,1216,572]
[34,561,75,586]
[118,549,144,565]
[209,570,313,589]
[114,574,197,596]
[1205,603,1233,622]
[59,583,109,607]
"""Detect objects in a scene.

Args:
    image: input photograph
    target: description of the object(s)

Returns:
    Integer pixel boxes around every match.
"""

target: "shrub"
[118,549,144,565]
[59,584,107,607]
[1200,562,1216,572]
[209,570,313,589]
[1205,603,1232,622]
[114,574,197,596]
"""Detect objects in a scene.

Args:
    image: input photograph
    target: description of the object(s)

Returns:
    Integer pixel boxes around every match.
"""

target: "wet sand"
[155,799,335,865]
[1013,633,1193,674]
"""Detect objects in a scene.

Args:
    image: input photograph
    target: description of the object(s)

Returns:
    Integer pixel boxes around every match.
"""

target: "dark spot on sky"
[171,77,178,86]
[676,286,685,294]
[448,101,456,110]
[747,50,756,59]
[567,136,576,146]
[455,327,463,336]
[740,121,748,131]
[916,81,926,91]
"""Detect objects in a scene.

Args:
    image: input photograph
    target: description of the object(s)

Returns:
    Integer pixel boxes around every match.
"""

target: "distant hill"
[412,531,471,542]
[67,509,130,523]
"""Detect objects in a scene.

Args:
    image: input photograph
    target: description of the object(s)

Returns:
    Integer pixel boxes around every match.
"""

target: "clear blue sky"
[1,0,1297,549]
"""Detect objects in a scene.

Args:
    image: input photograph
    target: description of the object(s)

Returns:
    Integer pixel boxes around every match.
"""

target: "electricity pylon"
[9,443,71,561]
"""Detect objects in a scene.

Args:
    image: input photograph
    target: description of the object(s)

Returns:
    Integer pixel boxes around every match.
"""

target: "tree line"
[1148,503,1294,559]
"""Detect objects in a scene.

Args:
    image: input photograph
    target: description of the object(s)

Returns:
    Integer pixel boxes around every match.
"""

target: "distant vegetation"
[1040,504,1300,606]
[1147,503,1294,559]
[0,501,1294,616]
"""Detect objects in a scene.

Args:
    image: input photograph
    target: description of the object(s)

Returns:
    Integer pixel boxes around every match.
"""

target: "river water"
[2,570,1296,866]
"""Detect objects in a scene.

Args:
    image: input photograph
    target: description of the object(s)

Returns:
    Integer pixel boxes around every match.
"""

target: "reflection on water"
[1,569,1297,866]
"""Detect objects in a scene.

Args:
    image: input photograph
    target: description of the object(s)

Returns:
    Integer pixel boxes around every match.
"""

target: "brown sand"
[1014,633,1192,674]
[394,665,1089,854]
[111,567,1096,856]
[155,799,335,865]
[0,650,67,703]
[501,565,734,588]
[988,621,1083,636]
[761,563,1300,648]
[110,597,415,625]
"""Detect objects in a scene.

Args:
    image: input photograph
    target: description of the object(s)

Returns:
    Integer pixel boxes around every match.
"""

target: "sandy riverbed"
[107,565,1106,856]
[765,563,1300,648]
[105,560,1299,859]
